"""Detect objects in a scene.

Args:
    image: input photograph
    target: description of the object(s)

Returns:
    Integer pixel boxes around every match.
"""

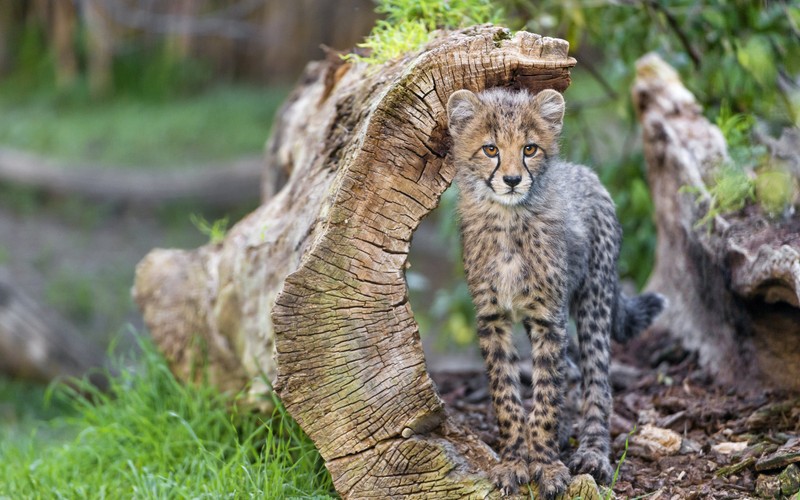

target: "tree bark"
[633,53,800,391]
[82,0,113,98]
[51,0,78,90]
[134,26,592,497]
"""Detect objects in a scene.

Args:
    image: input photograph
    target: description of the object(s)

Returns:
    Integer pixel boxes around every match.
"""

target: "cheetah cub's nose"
[502,175,522,188]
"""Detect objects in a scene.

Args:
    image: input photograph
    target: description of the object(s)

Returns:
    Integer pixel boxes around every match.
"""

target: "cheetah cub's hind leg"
[567,210,618,485]
[569,203,666,485]
[569,281,614,484]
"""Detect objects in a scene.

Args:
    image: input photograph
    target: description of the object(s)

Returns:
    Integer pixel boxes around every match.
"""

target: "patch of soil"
[430,328,800,498]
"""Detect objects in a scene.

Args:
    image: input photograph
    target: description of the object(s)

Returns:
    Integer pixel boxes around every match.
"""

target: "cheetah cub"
[447,88,665,498]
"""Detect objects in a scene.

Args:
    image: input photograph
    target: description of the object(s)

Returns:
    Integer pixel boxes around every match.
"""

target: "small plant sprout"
[601,426,636,500]
[190,214,229,244]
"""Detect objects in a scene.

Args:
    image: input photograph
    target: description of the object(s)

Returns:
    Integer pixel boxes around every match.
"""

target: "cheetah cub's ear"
[447,89,482,136]
[533,89,566,135]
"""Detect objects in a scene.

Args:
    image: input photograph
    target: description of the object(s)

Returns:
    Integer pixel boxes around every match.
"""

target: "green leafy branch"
[686,166,755,230]
[686,105,797,228]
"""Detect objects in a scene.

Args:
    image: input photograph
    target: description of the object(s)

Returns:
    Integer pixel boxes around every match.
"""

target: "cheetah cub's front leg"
[524,316,571,498]
[475,314,530,495]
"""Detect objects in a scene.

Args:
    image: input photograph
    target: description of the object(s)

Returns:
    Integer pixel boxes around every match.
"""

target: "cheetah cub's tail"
[612,292,667,343]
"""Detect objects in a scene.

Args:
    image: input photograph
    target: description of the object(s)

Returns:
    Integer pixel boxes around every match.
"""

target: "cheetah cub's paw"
[529,459,570,500]
[490,456,530,496]
[568,447,613,485]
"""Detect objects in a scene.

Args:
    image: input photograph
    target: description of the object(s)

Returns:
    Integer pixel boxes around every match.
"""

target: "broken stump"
[633,53,800,391]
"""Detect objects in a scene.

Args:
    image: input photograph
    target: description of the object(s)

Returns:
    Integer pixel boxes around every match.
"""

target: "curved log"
[135,26,593,497]
[633,53,800,391]
[271,27,576,497]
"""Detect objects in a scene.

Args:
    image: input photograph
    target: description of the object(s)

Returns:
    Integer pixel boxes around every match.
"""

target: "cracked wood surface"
[634,53,800,391]
[135,26,587,497]
[272,27,575,497]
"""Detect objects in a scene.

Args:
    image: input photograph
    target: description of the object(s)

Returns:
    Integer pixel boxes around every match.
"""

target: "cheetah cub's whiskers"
[446,88,665,498]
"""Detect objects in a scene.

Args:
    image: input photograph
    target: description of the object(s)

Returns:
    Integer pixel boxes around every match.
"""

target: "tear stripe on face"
[485,153,502,191]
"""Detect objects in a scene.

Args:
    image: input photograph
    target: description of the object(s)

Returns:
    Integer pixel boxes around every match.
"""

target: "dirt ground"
[431,327,800,499]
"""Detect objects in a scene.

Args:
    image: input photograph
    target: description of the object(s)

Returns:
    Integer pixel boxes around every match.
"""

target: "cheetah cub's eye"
[482,145,498,158]
[523,144,539,158]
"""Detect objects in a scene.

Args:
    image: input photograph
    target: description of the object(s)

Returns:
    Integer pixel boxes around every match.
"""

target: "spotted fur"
[446,88,665,498]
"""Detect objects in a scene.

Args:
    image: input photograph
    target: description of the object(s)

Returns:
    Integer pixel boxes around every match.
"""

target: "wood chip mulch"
[430,328,800,499]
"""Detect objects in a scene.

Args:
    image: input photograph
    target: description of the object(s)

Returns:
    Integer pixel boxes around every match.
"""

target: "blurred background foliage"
[0,0,378,97]
[0,0,376,352]
[0,0,376,166]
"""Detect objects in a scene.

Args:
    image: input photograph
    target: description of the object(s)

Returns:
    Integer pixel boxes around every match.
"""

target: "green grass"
[0,338,336,499]
[0,85,287,168]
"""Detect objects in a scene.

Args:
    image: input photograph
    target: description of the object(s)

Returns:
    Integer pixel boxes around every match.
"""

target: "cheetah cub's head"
[446,88,565,206]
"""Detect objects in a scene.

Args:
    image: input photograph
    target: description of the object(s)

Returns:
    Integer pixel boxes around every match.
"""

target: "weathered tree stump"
[134,26,602,497]
[633,53,800,391]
